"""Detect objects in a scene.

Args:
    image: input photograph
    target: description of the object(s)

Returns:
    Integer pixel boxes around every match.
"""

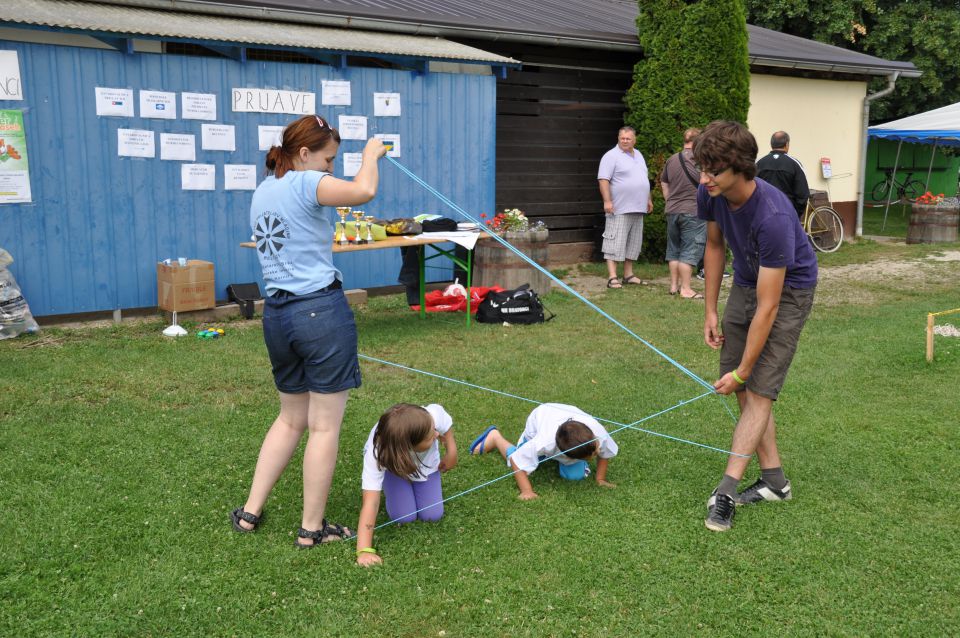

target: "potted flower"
[475,208,552,293]
[908,191,958,244]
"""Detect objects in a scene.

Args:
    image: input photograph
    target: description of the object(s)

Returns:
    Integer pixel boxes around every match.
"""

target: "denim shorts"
[720,284,815,400]
[665,214,706,266]
[262,285,361,394]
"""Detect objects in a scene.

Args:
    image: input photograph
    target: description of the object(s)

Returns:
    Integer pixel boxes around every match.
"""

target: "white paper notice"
[182,92,217,120]
[374,133,401,158]
[139,90,176,119]
[321,80,351,106]
[258,125,285,151]
[225,164,257,191]
[182,164,216,190]
[374,92,401,117]
[337,115,367,141]
[342,153,362,177]
[160,133,196,161]
[117,128,155,158]
[231,88,315,115]
[96,87,135,117]
[201,124,236,151]
[0,51,23,100]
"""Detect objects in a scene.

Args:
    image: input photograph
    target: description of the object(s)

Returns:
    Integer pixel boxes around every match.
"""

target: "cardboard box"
[157,260,215,312]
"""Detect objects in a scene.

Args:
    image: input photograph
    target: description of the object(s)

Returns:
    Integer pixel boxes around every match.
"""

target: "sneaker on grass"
[735,478,792,505]
[704,489,736,532]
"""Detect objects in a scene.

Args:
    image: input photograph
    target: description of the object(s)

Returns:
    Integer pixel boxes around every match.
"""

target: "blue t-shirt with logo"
[697,178,818,289]
[249,170,341,296]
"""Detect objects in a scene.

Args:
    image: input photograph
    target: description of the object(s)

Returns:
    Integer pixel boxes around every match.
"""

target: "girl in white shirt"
[355,403,457,566]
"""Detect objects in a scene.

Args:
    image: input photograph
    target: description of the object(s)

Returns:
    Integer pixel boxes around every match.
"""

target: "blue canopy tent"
[868,101,960,228]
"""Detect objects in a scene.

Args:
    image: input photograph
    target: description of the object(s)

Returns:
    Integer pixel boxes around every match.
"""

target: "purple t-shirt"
[697,178,818,289]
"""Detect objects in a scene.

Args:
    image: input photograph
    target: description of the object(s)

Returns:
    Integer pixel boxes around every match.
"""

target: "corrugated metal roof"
[0,0,519,64]
[121,0,917,76]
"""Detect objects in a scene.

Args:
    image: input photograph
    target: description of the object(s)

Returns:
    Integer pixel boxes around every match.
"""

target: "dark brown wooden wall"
[456,40,637,244]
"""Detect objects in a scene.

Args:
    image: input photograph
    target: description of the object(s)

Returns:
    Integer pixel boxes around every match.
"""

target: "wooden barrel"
[907,203,959,244]
[473,229,552,294]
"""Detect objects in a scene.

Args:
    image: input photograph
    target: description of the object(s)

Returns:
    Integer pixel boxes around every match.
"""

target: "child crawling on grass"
[470,403,618,500]
[355,403,457,567]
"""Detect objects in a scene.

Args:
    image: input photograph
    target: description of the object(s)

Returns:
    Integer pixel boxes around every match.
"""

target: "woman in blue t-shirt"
[232,115,386,548]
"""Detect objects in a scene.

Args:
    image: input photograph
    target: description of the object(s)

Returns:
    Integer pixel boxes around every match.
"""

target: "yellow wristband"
[356,547,377,556]
[731,369,746,384]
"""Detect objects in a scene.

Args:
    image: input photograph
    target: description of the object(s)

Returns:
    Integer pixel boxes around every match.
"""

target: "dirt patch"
[555,249,960,306]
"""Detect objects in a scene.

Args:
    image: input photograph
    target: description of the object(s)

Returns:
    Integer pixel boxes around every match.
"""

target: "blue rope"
[385,155,718,395]
[353,387,744,537]
[359,354,745,458]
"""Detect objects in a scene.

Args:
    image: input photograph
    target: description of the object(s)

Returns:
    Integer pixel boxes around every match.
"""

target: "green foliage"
[744,0,960,121]
[625,0,750,260]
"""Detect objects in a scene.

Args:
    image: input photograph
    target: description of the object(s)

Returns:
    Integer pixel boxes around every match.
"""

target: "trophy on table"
[335,207,351,246]
[364,216,376,243]
[352,209,365,244]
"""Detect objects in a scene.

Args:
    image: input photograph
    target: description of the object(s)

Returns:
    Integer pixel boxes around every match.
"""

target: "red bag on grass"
[411,285,504,313]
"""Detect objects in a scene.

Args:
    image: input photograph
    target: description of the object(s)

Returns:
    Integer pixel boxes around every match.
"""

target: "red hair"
[265,115,341,179]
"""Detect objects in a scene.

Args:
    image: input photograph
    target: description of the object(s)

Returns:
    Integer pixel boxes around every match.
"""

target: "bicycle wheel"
[902,179,926,202]
[807,206,844,253]
[870,179,891,203]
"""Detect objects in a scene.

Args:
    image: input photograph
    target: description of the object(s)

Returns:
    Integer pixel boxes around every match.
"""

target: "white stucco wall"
[748,73,867,203]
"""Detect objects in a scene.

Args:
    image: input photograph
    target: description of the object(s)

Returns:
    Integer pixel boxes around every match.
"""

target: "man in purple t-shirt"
[693,120,818,533]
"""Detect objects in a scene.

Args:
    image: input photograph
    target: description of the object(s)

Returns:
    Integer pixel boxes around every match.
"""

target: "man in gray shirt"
[660,128,706,299]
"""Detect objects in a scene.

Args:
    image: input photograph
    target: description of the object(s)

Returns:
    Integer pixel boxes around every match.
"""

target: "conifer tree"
[624,0,750,257]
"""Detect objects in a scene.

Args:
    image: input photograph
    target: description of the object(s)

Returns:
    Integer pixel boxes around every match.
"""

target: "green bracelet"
[356,547,377,556]
[731,369,746,384]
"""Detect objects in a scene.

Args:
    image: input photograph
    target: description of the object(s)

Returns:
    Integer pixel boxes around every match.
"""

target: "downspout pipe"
[857,71,900,237]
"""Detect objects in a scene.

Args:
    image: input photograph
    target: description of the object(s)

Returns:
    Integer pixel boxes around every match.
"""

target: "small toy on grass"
[196,328,225,339]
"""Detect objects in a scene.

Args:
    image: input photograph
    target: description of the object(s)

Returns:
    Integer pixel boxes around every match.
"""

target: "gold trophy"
[351,209,365,244]
[335,207,351,245]
[364,216,376,243]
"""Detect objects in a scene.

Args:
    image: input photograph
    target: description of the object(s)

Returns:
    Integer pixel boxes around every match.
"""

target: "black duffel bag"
[475,284,553,325]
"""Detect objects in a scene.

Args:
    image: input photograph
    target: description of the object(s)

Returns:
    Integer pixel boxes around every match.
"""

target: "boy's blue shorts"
[506,442,589,481]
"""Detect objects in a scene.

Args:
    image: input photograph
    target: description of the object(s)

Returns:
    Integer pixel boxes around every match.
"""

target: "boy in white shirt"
[470,403,618,500]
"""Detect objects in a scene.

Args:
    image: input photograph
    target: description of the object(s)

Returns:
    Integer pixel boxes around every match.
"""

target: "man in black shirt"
[756,131,810,217]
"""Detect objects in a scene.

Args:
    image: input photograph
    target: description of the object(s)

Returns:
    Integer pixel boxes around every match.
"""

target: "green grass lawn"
[862,202,910,237]
[3,241,960,636]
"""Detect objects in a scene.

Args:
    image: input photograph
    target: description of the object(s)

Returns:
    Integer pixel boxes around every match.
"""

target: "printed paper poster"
[374,133,401,158]
[224,164,257,190]
[0,110,30,203]
[182,93,217,120]
[342,152,362,177]
[139,90,177,119]
[373,92,401,117]
[337,115,367,140]
[321,80,351,106]
[117,128,155,158]
[160,133,196,161]
[0,51,23,100]
[181,164,216,190]
[95,87,134,117]
[201,124,236,151]
[258,125,284,151]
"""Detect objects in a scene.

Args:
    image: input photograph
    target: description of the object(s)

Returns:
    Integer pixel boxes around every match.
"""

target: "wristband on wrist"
[731,369,746,385]
[356,547,377,556]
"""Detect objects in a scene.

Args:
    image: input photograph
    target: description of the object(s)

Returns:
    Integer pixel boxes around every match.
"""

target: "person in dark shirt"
[755,131,810,216]
[694,121,818,533]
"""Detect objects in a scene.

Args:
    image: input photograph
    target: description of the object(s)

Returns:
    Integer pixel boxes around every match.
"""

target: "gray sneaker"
[735,478,792,505]
[704,489,736,532]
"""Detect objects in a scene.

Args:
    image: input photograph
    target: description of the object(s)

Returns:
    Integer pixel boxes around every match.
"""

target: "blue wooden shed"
[0,0,516,318]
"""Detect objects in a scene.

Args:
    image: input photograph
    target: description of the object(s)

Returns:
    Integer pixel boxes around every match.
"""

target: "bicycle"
[802,200,844,253]
[870,169,925,203]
